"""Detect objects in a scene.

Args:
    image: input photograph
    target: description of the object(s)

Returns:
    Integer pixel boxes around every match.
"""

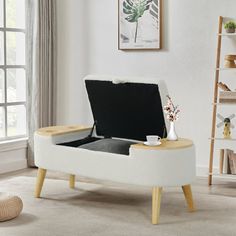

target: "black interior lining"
[85,80,166,141]
[58,137,100,148]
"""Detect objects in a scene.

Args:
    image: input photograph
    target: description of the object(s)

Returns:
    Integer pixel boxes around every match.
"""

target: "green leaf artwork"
[149,0,158,23]
[123,0,153,43]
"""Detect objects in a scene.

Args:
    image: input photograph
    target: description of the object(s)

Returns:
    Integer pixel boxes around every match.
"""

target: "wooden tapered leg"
[152,187,162,224]
[182,185,195,212]
[34,168,47,198]
[69,174,75,189]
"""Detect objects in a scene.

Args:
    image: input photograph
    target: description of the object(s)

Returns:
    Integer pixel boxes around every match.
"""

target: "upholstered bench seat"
[79,138,135,155]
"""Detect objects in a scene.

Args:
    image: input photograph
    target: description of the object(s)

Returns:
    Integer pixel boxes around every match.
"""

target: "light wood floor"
[1,168,236,236]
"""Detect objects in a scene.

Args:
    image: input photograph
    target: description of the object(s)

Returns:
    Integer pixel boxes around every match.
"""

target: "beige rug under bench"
[0,176,236,236]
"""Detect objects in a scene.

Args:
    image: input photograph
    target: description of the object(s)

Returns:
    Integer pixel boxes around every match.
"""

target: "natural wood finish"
[131,138,193,151]
[224,55,236,68]
[219,149,225,174]
[69,175,75,189]
[225,55,236,60]
[219,98,236,103]
[152,187,162,225]
[36,125,91,136]
[182,185,195,212]
[209,16,223,185]
[34,168,47,198]
[219,91,236,103]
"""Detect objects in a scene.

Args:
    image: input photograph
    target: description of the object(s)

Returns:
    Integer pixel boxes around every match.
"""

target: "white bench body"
[34,75,196,224]
[35,75,195,187]
[35,130,195,187]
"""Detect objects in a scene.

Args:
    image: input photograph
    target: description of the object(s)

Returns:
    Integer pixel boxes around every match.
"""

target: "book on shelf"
[219,91,236,103]
[223,149,231,174]
[229,152,236,174]
[223,149,236,174]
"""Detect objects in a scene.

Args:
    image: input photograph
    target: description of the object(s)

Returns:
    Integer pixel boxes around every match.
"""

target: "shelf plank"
[209,138,236,141]
[213,173,236,180]
[212,103,236,106]
[218,33,236,36]
[215,68,236,71]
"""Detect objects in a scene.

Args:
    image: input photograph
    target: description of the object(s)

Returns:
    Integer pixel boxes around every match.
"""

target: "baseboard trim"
[0,159,27,174]
[197,165,219,177]
[0,148,27,174]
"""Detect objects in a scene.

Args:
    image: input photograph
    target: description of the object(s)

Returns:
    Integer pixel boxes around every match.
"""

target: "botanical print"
[119,0,160,49]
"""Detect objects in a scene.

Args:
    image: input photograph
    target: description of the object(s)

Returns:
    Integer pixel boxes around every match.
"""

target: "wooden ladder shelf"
[208,16,236,185]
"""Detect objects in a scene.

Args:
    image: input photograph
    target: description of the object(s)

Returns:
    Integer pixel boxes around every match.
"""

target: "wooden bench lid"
[36,125,91,136]
[131,138,193,150]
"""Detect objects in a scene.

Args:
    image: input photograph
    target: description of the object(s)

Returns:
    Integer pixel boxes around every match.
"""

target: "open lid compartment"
[85,80,166,141]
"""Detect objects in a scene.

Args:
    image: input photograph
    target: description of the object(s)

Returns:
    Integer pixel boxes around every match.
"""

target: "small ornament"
[223,118,231,139]
[216,113,235,139]
[164,96,180,141]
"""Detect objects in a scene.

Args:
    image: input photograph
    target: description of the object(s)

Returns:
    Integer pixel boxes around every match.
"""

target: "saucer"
[144,141,161,146]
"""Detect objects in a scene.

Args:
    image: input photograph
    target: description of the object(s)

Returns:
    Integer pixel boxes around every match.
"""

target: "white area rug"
[0,176,236,236]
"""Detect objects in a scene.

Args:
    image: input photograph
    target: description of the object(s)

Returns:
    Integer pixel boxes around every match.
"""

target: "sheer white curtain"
[26,0,57,166]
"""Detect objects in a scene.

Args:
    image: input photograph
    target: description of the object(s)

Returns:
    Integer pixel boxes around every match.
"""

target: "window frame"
[0,0,27,141]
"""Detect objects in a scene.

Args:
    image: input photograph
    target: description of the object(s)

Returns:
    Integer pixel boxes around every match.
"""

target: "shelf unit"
[208,16,236,185]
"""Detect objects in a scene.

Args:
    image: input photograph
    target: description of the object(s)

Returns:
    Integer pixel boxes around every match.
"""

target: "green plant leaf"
[150,0,158,20]
[123,0,152,23]
[126,0,134,6]
[123,8,133,14]
[125,15,137,22]
[122,0,153,43]
[224,21,236,29]
[123,1,132,10]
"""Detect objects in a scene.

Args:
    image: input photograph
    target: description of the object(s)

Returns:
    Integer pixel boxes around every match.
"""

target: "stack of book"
[219,91,236,103]
[223,150,236,174]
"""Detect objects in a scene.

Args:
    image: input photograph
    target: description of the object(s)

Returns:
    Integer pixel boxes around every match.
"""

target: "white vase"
[167,121,178,141]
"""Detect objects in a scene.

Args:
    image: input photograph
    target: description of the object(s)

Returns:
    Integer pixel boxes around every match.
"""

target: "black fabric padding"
[58,137,101,148]
[79,138,135,155]
[85,80,166,141]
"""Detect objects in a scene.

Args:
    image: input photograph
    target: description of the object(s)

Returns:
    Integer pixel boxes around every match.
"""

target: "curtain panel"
[26,0,57,166]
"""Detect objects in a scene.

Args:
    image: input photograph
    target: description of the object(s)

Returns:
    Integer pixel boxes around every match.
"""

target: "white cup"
[146,135,161,145]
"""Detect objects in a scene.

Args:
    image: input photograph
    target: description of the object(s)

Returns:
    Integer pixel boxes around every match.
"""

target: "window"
[0,0,26,140]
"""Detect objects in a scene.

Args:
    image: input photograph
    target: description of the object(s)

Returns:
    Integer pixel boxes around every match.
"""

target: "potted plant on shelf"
[224,21,236,33]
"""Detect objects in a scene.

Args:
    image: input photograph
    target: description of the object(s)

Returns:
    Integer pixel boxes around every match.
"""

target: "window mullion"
[0,102,26,106]
[0,27,25,33]
[0,65,26,69]
[3,0,7,137]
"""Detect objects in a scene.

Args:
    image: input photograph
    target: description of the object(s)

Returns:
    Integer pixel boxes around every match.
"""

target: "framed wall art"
[118,0,161,50]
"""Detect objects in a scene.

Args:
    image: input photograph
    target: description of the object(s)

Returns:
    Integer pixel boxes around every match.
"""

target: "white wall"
[57,0,236,174]
[56,0,90,125]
